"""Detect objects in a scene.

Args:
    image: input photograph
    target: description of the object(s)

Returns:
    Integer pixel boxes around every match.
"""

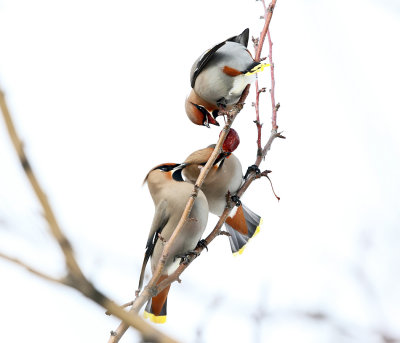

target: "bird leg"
[216,97,228,108]
[226,190,241,207]
[174,250,200,265]
[244,164,261,180]
[196,239,208,252]
[215,99,230,123]
[231,195,242,207]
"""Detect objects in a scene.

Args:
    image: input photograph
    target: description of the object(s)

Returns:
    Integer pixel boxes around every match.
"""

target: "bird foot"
[196,239,208,252]
[175,250,200,265]
[231,195,241,207]
[244,164,261,180]
[216,97,228,108]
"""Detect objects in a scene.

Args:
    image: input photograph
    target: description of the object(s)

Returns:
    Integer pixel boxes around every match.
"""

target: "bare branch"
[255,0,277,62]
[106,301,134,316]
[267,29,278,131]
[0,89,84,280]
[254,80,263,158]
[0,88,178,343]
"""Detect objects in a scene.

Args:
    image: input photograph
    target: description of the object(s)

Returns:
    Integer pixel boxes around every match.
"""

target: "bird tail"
[224,204,262,255]
[226,28,250,47]
[143,275,171,324]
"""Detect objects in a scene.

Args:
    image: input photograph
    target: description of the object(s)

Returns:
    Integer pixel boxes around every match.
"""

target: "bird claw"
[175,250,200,265]
[244,164,261,179]
[216,97,228,108]
[231,195,241,207]
[197,239,208,252]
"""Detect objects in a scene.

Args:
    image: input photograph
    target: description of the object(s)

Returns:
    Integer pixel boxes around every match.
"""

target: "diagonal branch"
[0,89,178,343]
[0,249,178,342]
[0,89,84,280]
[108,2,280,342]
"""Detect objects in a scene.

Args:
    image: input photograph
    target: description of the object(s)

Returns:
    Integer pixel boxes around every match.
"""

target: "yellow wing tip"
[233,218,263,256]
[143,311,167,324]
[245,63,270,76]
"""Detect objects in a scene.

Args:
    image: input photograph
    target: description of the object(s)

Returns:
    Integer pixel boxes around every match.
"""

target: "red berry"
[221,128,240,152]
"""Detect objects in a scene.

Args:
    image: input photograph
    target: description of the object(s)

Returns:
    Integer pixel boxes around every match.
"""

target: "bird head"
[185,91,220,127]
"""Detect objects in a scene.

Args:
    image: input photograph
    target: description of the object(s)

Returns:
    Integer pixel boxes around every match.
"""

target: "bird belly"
[203,157,243,216]
[164,218,206,275]
[194,69,231,105]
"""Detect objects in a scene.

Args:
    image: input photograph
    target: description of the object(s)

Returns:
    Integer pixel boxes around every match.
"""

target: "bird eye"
[159,166,169,172]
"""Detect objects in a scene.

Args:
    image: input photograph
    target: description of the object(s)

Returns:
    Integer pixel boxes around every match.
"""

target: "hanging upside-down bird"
[185,28,269,127]
[181,145,262,254]
[139,163,209,323]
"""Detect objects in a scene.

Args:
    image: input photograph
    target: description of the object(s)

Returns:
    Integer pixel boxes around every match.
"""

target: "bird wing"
[137,200,169,291]
[191,41,226,88]
[191,29,250,88]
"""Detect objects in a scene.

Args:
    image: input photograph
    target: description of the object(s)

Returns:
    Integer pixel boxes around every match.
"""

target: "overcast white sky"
[1,0,399,342]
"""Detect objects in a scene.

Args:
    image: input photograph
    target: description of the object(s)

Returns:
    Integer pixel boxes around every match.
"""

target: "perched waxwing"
[186,28,269,126]
[138,163,209,323]
[182,145,262,255]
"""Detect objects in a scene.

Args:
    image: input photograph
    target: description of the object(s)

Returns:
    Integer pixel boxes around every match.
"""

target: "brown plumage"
[182,145,262,255]
[140,163,209,323]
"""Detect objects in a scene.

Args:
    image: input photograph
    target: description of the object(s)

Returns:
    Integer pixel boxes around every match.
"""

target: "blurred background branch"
[0,89,178,343]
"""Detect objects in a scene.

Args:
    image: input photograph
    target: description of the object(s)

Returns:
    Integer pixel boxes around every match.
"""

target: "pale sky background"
[1,0,399,342]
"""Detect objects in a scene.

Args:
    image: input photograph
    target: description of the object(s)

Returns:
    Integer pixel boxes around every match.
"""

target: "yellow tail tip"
[143,311,167,324]
[245,63,270,76]
[233,218,263,256]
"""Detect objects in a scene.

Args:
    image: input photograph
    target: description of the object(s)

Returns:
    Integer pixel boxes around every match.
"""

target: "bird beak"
[192,102,219,127]
[207,113,220,126]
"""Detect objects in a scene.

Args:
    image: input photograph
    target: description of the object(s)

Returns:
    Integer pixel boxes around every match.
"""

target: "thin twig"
[255,0,277,62]
[106,301,134,316]
[267,29,278,131]
[254,80,264,158]
[0,252,64,284]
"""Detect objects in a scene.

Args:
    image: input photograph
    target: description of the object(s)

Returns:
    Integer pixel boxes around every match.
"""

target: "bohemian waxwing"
[139,163,209,323]
[182,145,262,255]
[185,28,269,127]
